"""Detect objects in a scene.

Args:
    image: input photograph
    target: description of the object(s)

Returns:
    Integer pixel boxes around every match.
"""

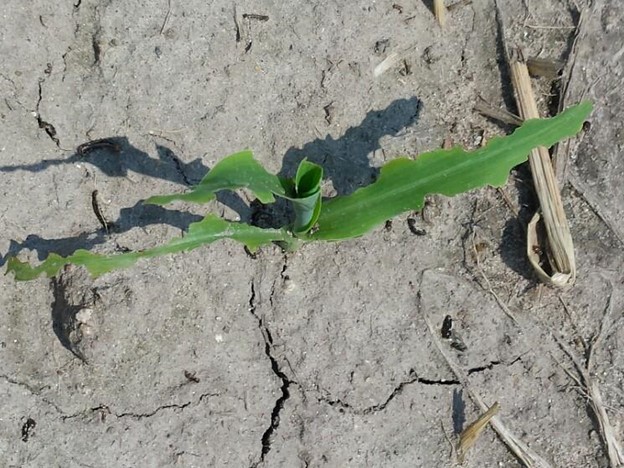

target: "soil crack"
[467,360,501,374]
[467,355,522,375]
[0,374,46,395]
[61,392,219,422]
[318,353,524,415]
[248,281,292,467]
[0,374,66,415]
[114,402,192,419]
[268,255,288,307]
[160,145,193,186]
[35,79,61,148]
[319,369,459,415]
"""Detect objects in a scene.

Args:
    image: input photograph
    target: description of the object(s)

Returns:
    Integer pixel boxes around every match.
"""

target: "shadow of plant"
[0,97,422,266]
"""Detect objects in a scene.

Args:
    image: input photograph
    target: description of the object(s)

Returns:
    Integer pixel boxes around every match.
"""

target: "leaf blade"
[291,159,323,234]
[145,150,286,205]
[309,102,592,240]
[6,215,294,280]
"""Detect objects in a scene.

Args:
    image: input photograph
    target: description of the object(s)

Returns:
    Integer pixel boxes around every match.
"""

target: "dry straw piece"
[457,402,500,462]
[474,96,524,126]
[555,336,624,467]
[433,0,447,27]
[508,48,576,287]
[555,289,624,467]
[373,52,400,77]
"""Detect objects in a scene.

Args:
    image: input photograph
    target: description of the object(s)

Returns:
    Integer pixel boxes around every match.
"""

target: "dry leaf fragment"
[457,402,500,462]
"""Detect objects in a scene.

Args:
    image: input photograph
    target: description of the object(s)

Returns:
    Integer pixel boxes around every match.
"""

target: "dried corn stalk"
[509,49,576,287]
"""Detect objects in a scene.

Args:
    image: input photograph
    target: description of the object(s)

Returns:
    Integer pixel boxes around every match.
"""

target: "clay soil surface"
[1,0,622,466]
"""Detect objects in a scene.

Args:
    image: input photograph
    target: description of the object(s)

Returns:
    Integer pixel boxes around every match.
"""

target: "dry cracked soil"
[1,0,623,467]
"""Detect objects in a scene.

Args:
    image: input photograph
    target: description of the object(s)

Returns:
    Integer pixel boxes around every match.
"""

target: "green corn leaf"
[291,159,323,234]
[147,147,324,235]
[294,159,323,198]
[6,215,294,280]
[146,149,287,205]
[307,101,592,240]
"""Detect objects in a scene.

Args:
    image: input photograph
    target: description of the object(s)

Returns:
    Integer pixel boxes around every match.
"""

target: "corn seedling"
[6,102,591,280]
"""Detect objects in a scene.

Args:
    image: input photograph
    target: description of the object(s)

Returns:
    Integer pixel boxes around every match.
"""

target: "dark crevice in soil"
[21,417,36,442]
[0,374,46,395]
[248,281,292,467]
[457,7,476,76]
[115,402,192,419]
[61,392,219,422]
[467,355,522,375]
[319,369,459,415]
[413,376,460,387]
[89,5,106,70]
[91,34,101,66]
[155,144,193,186]
[317,356,522,415]
[467,360,501,374]
[51,274,90,363]
[35,80,61,148]
[172,157,193,185]
[318,357,523,415]
[0,374,66,415]
[269,255,289,307]
[279,261,288,281]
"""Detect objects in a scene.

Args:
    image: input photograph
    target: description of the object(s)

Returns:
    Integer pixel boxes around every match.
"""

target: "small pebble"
[76,308,93,324]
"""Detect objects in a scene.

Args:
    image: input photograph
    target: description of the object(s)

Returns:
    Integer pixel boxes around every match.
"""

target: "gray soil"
[1,0,622,467]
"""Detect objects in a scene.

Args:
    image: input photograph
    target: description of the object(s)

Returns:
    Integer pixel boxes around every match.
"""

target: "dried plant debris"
[526,57,564,79]
[474,96,523,127]
[91,190,111,233]
[457,402,500,463]
[508,49,577,287]
[433,0,447,27]
[242,13,269,21]
[373,52,400,77]
[553,288,624,467]
[184,370,200,383]
[420,278,553,467]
